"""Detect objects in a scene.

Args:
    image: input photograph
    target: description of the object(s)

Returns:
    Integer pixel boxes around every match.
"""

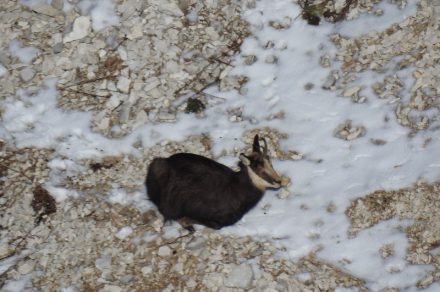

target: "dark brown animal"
[146,135,289,231]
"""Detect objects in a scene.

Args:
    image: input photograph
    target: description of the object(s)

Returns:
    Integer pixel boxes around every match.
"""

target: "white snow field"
[2,0,439,290]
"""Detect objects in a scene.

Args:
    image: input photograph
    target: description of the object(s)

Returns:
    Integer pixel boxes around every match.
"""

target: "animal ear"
[239,153,251,166]
[252,134,260,153]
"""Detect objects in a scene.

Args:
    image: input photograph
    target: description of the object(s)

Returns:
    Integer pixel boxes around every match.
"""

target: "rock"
[31,3,61,17]
[268,16,292,30]
[63,16,91,43]
[100,285,123,292]
[342,86,361,97]
[20,67,36,82]
[203,272,225,289]
[18,261,35,275]
[158,246,172,257]
[95,255,112,271]
[243,55,257,65]
[277,188,291,199]
[117,77,131,93]
[120,274,134,284]
[115,226,133,239]
[224,264,254,289]
[156,110,176,122]
[334,120,366,140]
[265,55,278,64]
[51,0,64,11]
[128,23,143,40]
[53,42,64,54]
[0,243,9,258]
[0,51,11,65]
[141,266,153,274]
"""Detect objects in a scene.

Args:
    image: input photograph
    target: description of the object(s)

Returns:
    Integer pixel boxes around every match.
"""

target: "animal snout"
[280,176,291,187]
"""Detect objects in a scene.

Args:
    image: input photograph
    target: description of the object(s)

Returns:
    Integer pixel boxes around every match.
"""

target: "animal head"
[239,135,289,190]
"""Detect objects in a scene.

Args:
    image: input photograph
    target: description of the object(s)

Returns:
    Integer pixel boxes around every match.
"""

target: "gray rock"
[53,42,64,54]
[224,263,254,289]
[158,246,172,257]
[101,285,123,292]
[31,3,61,17]
[0,51,11,65]
[156,109,176,122]
[95,255,112,271]
[117,77,131,93]
[20,67,36,82]
[51,0,64,10]
[63,16,91,43]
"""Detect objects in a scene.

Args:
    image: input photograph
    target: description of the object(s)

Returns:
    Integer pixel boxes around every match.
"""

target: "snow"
[0,64,6,76]
[1,0,438,290]
[20,0,120,31]
[115,226,133,239]
[77,0,120,31]
[8,40,40,64]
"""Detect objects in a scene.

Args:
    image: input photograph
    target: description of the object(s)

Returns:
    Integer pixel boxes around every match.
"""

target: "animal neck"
[238,162,266,192]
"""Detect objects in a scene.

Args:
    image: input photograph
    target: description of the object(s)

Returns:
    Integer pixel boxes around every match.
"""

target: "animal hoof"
[185,225,195,233]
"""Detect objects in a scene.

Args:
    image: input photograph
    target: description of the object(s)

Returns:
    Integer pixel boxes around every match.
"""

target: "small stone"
[158,246,172,257]
[53,43,64,54]
[334,120,366,140]
[243,55,257,65]
[31,3,61,17]
[265,55,278,64]
[326,201,337,213]
[320,55,331,68]
[224,264,254,289]
[342,86,361,97]
[370,138,387,145]
[268,16,292,29]
[63,16,91,43]
[379,243,394,259]
[0,51,11,65]
[141,266,153,274]
[18,261,35,275]
[203,273,225,289]
[156,110,176,122]
[277,188,291,199]
[117,77,131,93]
[20,67,36,82]
[0,243,9,258]
[51,0,64,10]
[374,9,384,16]
[304,83,314,90]
[95,255,112,271]
[100,285,123,292]
[120,274,134,284]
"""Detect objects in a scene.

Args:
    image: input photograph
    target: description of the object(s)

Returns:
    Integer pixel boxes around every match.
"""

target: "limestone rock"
[31,3,61,17]
[20,67,36,82]
[63,16,91,43]
[224,264,254,289]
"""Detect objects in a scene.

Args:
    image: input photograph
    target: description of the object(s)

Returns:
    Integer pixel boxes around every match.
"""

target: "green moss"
[185,97,206,114]
[301,2,327,26]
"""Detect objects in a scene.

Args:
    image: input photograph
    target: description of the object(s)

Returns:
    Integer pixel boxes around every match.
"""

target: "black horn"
[261,137,268,155]
[253,134,261,153]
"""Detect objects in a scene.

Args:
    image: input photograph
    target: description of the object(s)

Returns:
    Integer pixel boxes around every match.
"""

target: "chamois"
[146,135,289,231]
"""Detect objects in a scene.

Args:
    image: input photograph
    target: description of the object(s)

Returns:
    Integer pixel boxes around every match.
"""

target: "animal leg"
[205,220,223,230]
[177,217,196,233]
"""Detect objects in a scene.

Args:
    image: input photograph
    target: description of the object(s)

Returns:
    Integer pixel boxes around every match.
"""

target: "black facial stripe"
[261,172,277,185]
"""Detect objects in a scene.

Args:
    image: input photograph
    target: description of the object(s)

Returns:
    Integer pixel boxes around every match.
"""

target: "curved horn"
[253,134,260,153]
[261,137,268,155]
